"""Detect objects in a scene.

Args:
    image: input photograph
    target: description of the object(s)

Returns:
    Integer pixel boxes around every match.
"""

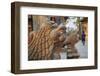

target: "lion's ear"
[56,24,66,32]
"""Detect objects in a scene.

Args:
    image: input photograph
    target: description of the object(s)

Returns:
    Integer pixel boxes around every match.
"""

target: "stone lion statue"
[28,21,80,60]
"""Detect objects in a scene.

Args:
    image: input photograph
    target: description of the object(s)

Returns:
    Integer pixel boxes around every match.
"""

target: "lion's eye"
[60,31,63,34]
[59,30,64,34]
